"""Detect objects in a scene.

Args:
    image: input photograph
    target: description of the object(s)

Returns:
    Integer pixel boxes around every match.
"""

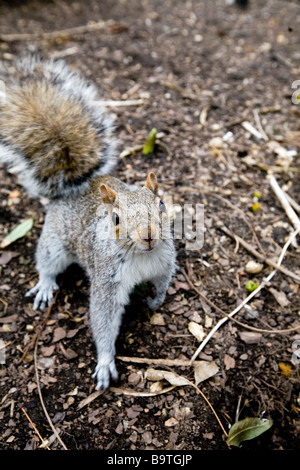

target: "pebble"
[240,353,249,360]
[239,331,262,344]
[245,260,264,274]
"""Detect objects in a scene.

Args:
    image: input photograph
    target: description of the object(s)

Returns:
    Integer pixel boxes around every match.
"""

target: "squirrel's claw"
[93,359,118,390]
[25,279,59,311]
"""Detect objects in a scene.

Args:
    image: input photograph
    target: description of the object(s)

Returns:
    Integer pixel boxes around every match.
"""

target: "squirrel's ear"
[145,172,158,194]
[100,184,117,204]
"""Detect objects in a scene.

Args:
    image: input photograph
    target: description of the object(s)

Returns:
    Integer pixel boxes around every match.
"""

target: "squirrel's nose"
[139,225,158,243]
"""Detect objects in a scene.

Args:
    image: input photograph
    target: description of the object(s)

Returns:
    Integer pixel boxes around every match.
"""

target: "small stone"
[245,260,264,274]
[239,331,262,344]
[240,353,249,360]
[150,313,166,326]
[165,417,179,427]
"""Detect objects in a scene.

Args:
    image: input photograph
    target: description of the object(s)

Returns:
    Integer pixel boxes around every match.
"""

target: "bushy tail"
[0,57,117,199]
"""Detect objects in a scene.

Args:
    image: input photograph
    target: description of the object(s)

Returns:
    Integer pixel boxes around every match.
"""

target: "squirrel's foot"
[92,359,118,390]
[25,278,59,311]
[146,295,164,311]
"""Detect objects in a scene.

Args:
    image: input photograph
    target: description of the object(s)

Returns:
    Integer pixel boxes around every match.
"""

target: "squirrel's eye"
[159,200,166,213]
[112,212,120,226]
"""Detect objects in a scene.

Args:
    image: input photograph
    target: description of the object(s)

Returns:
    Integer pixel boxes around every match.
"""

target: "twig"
[34,340,68,450]
[0,20,115,42]
[160,80,197,100]
[109,385,176,397]
[253,109,269,141]
[0,297,8,314]
[21,407,50,450]
[20,291,59,362]
[242,156,300,174]
[268,174,300,231]
[242,121,265,140]
[182,266,300,334]
[116,355,200,367]
[218,223,300,283]
[192,383,228,439]
[92,99,144,108]
[284,192,300,214]
[189,224,300,364]
[212,194,265,254]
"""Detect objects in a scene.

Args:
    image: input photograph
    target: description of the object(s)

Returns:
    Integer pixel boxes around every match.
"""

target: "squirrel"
[0,57,176,390]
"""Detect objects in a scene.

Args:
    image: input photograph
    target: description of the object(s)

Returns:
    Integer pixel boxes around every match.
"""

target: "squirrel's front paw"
[25,278,59,311]
[92,359,118,390]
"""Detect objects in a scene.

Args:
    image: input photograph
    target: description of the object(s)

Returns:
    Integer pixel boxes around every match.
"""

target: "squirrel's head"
[100,172,171,252]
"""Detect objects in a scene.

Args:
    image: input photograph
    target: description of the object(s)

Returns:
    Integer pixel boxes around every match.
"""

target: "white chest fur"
[117,242,171,299]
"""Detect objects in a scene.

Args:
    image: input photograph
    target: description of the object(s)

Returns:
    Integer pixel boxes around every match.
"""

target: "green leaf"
[226,417,273,447]
[1,218,34,248]
[143,128,157,155]
[245,280,260,292]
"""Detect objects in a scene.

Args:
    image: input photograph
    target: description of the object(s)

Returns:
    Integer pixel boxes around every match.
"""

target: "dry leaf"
[150,313,166,325]
[188,321,206,342]
[278,362,292,378]
[239,331,262,344]
[0,251,19,265]
[149,381,164,393]
[224,354,236,370]
[53,327,66,343]
[193,360,219,385]
[268,288,290,307]
[165,417,179,427]
[145,368,190,387]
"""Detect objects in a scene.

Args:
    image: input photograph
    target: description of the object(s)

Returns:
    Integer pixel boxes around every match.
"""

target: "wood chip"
[239,331,262,344]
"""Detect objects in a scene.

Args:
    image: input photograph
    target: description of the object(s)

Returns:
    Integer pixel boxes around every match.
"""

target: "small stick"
[242,121,265,140]
[253,109,269,141]
[0,20,114,42]
[20,291,59,361]
[0,297,8,314]
[182,267,300,334]
[92,99,144,107]
[284,192,300,214]
[34,340,68,450]
[21,407,50,450]
[116,355,200,367]
[268,174,300,231]
[189,224,300,364]
[218,223,300,283]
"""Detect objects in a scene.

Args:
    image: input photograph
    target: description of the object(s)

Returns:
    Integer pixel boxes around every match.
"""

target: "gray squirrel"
[0,57,176,389]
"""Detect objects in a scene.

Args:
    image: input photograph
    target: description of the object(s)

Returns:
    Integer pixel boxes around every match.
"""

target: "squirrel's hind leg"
[26,230,75,310]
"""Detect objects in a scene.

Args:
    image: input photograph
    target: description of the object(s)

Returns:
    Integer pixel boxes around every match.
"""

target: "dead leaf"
[41,345,55,357]
[224,354,236,370]
[145,368,190,386]
[165,417,179,427]
[268,288,290,307]
[0,251,19,265]
[188,321,206,342]
[53,327,66,343]
[149,381,164,393]
[193,360,219,385]
[239,331,262,344]
[150,313,166,325]
[278,362,292,378]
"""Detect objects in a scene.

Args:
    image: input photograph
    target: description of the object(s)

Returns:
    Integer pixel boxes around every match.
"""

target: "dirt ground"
[0,0,299,451]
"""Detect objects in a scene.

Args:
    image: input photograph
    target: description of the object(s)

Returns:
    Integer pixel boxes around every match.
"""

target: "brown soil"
[0,0,299,451]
